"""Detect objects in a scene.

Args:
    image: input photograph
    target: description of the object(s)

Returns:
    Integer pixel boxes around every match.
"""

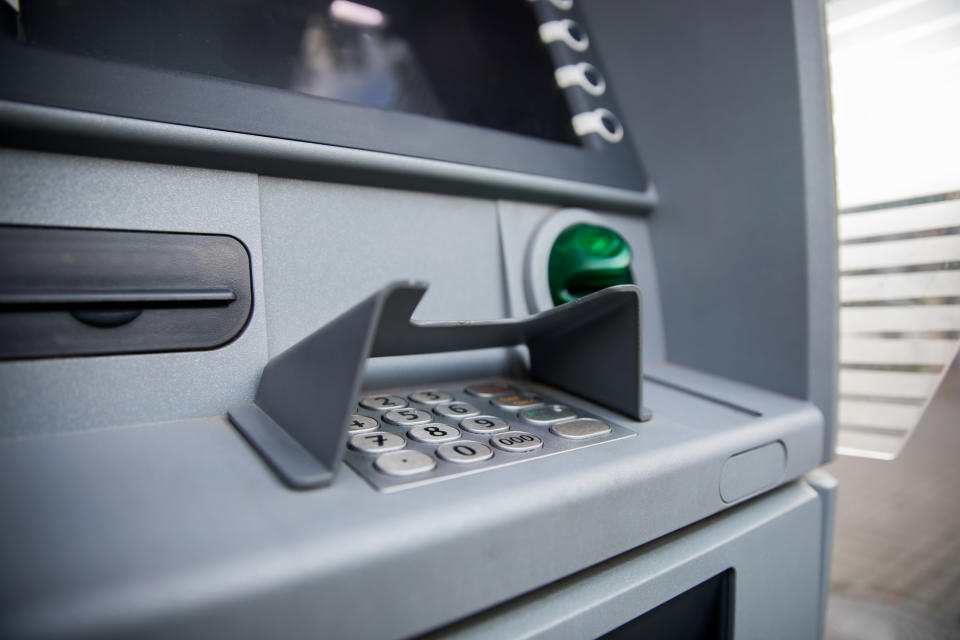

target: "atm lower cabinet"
[0,432,834,640]
[429,475,835,640]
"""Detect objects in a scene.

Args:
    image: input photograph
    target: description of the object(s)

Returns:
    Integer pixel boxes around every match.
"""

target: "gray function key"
[550,418,612,440]
[491,393,544,411]
[408,423,461,444]
[383,408,433,427]
[409,390,455,405]
[349,431,406,454]
[434,402,480,419]
[464,382,515,398]
[359,395,407,411]
[375,450,436,476]
[348,414,378,433]
[520,404,578,425]
[460,415,509,434]
[437,441,493,464]
[490,431,543,453]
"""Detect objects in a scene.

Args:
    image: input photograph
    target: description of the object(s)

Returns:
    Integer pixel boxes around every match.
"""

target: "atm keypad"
[343,380,636,491]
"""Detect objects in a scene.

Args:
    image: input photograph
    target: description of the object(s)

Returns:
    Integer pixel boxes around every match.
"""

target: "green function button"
[548,224,633,306]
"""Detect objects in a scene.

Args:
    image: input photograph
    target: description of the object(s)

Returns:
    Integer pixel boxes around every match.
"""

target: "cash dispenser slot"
[0,225,252,359]
[229,282,646,489]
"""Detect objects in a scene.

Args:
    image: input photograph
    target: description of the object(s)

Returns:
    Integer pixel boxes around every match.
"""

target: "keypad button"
[359,395,407,411]
[375,450,436,476]
[409,390,455,405]
[437,441,493,464]
[491,393,544,411]
[348,414,378,433]
[408,423,461,444]
[520,404,578,425]
[383,408,433,426]
[349,431,406,454]
[490,431,544,453]
[434,402,480,419]
[464,382,515,398]
[460,415,510,434]
[550,418,612,440]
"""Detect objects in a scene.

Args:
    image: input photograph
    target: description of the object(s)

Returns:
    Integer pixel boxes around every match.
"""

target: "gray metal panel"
[806,468,839,640]
[256,179,507,356]
[0,100,657,213]
[0,148,268,437]
[583,0,838,461]
[792,0,841,462]
[0,377,823,640]
[256,177,520,389]
[424,480,825,640]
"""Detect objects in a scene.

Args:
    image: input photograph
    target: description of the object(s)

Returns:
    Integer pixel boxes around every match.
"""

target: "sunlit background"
[828,0,960,459]
[825,2,960,636]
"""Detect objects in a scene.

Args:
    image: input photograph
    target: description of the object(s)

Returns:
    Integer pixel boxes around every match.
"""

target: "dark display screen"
[11,0,580,145]
[599,570,732,640]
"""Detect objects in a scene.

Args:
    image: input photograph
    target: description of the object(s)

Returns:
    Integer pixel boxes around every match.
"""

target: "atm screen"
[14,0,580,145]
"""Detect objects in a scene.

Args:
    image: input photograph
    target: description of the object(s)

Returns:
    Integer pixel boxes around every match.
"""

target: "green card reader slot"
[548,224,633,306]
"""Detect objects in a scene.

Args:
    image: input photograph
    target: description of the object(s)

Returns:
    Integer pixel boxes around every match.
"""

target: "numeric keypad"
[343,380,634,491]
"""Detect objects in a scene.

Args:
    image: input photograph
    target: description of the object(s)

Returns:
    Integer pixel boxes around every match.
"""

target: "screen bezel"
[0,3,649,195]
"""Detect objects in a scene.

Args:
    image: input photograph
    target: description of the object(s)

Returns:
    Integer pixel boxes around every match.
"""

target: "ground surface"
[825,359,960,640]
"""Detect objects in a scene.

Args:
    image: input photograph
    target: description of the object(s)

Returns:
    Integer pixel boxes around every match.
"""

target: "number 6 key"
[434,402,480,419]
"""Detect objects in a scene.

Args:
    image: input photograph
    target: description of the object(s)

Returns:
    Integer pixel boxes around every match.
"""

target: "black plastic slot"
[0,225,253,360]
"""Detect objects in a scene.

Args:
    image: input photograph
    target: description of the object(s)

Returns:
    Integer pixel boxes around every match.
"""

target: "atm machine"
[0,1,838,638]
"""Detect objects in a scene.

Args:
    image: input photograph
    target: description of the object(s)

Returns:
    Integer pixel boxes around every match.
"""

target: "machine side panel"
[584,0,838,451]
[0,149,268,437]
